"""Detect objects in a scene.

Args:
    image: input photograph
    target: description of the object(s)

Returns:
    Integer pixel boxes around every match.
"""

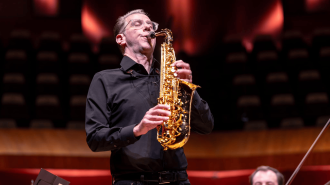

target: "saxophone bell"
[156,28,200,150]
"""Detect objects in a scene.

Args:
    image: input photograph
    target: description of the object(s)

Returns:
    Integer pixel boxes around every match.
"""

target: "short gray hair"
[113,9,149,54]
[249,166,284,185]
[113,9,149,36]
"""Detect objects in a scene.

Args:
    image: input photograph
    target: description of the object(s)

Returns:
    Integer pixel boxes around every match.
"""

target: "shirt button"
[127,140,130,143]
[114,145,117,147]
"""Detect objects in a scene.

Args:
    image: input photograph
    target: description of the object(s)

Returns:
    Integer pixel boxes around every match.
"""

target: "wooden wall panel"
[1,128,330,171]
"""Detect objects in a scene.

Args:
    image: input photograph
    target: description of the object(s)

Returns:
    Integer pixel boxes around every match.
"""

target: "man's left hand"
[171,60,192,83]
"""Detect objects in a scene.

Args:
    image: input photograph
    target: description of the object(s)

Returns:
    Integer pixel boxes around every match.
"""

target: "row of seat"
[0,118,84,129]
[228,69,329,98]
[0,30,120,55]
[2,73,90,95]
[1,50,121,75]
[0,93,86,128]
[222,29,330,56]
[242,115,328,130]
[234,92,329,118]
[222,47,330,77]
[4,29,330,54]
[3,44,330,76]
[3,69,329,99]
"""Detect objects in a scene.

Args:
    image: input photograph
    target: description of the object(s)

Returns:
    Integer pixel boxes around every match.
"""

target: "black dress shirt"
[85,56,214,177]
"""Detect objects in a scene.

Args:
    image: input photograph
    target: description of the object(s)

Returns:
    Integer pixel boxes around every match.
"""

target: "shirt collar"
[120,55,160,75]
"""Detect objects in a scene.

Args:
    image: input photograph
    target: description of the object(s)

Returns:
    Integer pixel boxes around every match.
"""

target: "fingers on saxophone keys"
[171,60,190,69]
[150,115,170,121]
[176,69,191,78]
[146,120,165,126]
[152,107,171,116]
[181,79,192,83]
[154,104,170,110]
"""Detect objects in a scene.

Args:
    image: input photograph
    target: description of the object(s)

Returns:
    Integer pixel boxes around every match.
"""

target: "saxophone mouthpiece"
[149,31,156,39]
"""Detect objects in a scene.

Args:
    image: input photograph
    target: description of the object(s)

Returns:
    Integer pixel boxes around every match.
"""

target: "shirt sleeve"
[190,91,214,134]
[85,73,140,152]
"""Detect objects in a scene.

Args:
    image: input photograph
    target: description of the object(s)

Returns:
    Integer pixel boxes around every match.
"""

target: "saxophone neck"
[155,28,173,45]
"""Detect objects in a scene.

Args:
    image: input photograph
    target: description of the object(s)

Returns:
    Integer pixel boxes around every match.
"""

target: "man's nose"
[143,24,152,31]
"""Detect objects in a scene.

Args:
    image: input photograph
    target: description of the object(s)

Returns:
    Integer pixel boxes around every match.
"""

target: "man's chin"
[141,45,154,53]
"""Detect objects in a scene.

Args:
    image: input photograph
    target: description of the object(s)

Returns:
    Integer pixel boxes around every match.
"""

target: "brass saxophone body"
[155,29,200,150]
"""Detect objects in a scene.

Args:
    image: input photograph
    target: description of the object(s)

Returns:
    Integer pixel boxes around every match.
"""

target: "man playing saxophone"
[85,9,214,185]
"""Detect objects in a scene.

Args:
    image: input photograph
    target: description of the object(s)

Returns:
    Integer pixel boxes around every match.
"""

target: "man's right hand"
[133,104,170,137]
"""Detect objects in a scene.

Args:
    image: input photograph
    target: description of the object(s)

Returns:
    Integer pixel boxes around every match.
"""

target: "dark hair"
[249,166,284,185]
[113,9,149,54]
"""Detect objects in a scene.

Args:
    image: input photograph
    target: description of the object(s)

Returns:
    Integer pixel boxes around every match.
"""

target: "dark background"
[1,0,330,131]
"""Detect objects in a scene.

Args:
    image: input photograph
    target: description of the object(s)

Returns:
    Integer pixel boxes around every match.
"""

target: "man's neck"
[124,52,153,74]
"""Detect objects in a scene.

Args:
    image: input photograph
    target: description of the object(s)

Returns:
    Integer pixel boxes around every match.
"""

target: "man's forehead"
[253,170,277,183]
[125,13,151,22]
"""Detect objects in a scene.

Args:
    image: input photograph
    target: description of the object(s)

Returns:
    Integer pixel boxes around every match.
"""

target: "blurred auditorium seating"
[269,94,299,127]
[0,93,29,127]
[30,119,54,129]
[35,95,63,128]
[69,33,92,54]
[297,70,325,93]
[303,92,330,126]
[286,48,311,73]
[4,50,29,73]
[280,117,304,128]
[316,115,330,127]
[312,28,330,54]
[223,52,249,76]
[8,30,33,51]
[234,95,263,129]
[264,72,292,98]
[66,120,85,129]
[281,30,307,54]
[69,95,87,121]
[255,50,280,74]
[37,32,62,53]
[244,120,267,130]
[0,119,16,128]
[67,53,92,75]
[2,73,27,94]
[68,74,91,95]
[0,29,329,130]
[253,35,277,54]
[231,74,258,98]
[222,35,246,55]
[35,51,60,73]
[97,54,121,71]
[36,73,61,95]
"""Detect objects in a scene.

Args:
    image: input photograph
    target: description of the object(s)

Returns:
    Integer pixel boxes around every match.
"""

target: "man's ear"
[116,34,126,47]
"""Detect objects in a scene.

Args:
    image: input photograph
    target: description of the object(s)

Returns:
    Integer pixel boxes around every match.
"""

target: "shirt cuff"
[120,124,141,145]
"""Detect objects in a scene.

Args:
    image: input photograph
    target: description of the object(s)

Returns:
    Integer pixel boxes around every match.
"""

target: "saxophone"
[151,29,200,150]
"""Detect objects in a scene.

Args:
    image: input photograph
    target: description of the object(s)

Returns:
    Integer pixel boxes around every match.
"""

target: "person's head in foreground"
[249,166,284,185]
